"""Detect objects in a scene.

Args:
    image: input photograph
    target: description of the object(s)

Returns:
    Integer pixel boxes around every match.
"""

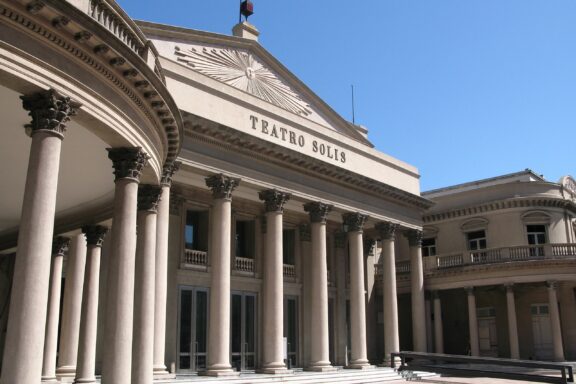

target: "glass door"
[178,287,208,372]
[231,292,257,371]
[284,296,299,368]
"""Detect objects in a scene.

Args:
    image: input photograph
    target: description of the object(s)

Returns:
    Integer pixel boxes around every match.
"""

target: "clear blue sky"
[118,0,576,191]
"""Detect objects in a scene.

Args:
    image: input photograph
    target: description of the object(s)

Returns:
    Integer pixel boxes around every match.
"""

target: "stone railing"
[181,249,207,269]
[235,257,255,273]
[283,264,296,279]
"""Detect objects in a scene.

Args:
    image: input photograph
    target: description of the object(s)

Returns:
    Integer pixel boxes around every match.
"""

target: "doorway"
[177,287,208,372]
[284,296,299,367]
[231,292,257,371]
[531,304,553,359]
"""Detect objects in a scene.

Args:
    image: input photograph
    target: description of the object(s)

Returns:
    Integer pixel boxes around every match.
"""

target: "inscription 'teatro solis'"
[250,115,347,163]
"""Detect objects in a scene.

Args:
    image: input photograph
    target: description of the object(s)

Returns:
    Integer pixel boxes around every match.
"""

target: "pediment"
[140,22,369,144]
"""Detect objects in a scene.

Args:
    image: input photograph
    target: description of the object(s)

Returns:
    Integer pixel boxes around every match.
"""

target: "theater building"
[0,0,433,383]
[402,170,576,361]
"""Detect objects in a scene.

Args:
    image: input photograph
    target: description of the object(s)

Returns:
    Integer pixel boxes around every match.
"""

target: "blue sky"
[118,0,576,191]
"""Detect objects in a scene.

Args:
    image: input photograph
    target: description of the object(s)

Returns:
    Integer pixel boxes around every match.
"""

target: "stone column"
[102,147,149,384]
[258,190,291,374]
[75,226,108,384]
[132,186,162,384]
[205,174,240,376]
[406,230,427,352]
[1,90,79,384]
[547,281,565,361]
[343,213,372,369]
[57,234,88,378]
[375,222,399,364]
[466,287,480,356]
[505,284,520,359]
[42,237,71,382]
[432,291,444,354]
[304,202,336,372]
[154,161,180,379]
[300,224,312,366]
[334,232,347,367]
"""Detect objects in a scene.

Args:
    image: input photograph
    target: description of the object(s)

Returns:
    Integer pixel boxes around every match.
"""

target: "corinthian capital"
[205,174,240,200]
[160,160,181,187]
[107,147,149,182]
[342,212,368,233]
[375,221,398,240]
[137,185,163,212]
[405,229,423,247]
[21,89,81,138]
[259,189,291,213]
[304,202,333,224]
[52,236,70,257]
[82,225,109,247]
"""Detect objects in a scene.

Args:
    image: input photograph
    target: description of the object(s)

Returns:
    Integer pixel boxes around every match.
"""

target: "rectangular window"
[467,230,486,251]
[283,229,295,265]
[527,225,546,257]
[422,238,436,257]
[185,210,209,251]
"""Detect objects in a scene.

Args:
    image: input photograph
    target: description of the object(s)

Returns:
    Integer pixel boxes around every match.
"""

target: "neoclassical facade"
[394,170,576,362]
[0,1,435,383]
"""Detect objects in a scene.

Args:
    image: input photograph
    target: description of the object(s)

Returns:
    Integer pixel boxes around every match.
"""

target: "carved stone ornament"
[299,224,311,242]
[82,225,109,247]
[546,280,558,290]
[304,202,333,223]
[169,191,185,215]
[342,212,368,233]
[107,147,149,182]
[174,46,312,117]
[160,160,181,187]
[21,89,81,138]
[205,174,240,200]
[405,229,423,247]
[137,185,163,212]
[363,239,376,256]
[375,222,398,240]
[334,232,346,249]
[259,189,291,213]
[465,286,475,295]
[52,236,70,257]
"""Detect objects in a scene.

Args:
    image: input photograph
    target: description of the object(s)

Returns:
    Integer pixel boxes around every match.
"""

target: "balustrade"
[234,257,254,273]
[181,249,207,268]
[283,264,296,278]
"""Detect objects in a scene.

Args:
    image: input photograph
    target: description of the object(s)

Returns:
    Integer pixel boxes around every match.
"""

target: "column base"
[345,362,374,370]
[305,364,337,372]
[153,365,176,380]
[41,376,59,383]
[74,378,97,384]
[257,367,293,375]
[56,365,76,379]
[202,367,240,377]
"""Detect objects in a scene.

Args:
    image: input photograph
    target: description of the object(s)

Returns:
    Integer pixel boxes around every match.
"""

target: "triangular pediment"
[139,22,370,144]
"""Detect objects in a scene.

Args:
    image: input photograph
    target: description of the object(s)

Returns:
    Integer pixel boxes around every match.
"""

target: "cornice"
[0,0,182,164]
[423,197,576,223]
[183,119,433,212]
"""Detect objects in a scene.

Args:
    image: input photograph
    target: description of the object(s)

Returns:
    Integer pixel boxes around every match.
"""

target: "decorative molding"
[205,174,240,200]
[521,210,551,224]
[160,160,181,187]
[405,229,423,247]
[342,212,368,233]
[299,224,311,242]
[546,280,558,290]
[363,238,376,256]
[21,89,81,138]
[304,202,332,224]
[52,236,70,257]
[375,222,397,240]
[258,189,291,213]
[175,45,312,116]
[107,147,149,182]
[137,184,162,212]
[82,225,108,247]
[460,217,489,232]
[169,191,184,215]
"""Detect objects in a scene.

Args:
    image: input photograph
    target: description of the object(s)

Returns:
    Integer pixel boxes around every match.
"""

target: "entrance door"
[231,292,257,371]
[178,287,208,372]
[284,296,299,368]
[531,304,553,359]
[477,307,498,357]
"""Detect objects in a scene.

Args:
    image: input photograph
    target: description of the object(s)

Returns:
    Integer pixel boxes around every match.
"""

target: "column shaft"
[57,233,87,377]
[42,238,70,382]
[409,239,427,352]
[75,226,107,384]
[547,282,565,361]
[1,131,64,384]
[261,211,286,372]
[132,185,160,384]
[505,285,520,359]
[467,288,479,356]
[382,237,399,362]
[433,293,444,354]
[347,229,370,368]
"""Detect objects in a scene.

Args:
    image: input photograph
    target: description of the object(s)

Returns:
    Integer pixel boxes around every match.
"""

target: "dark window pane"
[527,225,546,233]
[196,291,207,353]
[422,238,435,247]
[231,295,242,353]
[468,231,485,240]
[180,290,192,354]
[283,229,295,265]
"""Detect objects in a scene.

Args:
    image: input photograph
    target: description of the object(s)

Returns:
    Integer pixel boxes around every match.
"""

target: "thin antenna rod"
[351,84,356,125]
[239,0,242,23]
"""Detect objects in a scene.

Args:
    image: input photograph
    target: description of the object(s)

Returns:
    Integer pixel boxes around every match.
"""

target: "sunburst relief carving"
[175,46,312,116]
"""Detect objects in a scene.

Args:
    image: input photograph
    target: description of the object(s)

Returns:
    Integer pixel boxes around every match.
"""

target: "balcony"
[375,243,576,279]
[234,257,255,275]
[181,249,208,271]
